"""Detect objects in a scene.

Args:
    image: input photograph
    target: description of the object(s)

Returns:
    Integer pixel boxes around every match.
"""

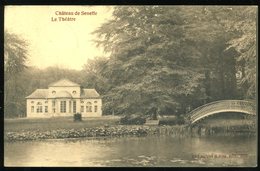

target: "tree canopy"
[4,31,29,117]
[92,6,257,115]
[4,6,257,118]
[4,31,28,78]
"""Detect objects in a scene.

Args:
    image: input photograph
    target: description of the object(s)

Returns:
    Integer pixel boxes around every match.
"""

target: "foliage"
[4,66,82,117]
[4,31,28,78]
[4,31,29,117]
[74,113,82,122]
[4,7,256,118]
[93,6,208,115]
[225,7,257,99]
[82,57,111,94]
[119,113,146,125]
[159,115,185,125]
[92,6,257,116]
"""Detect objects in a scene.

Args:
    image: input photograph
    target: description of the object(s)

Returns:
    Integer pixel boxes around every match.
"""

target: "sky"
[5,6,113,70]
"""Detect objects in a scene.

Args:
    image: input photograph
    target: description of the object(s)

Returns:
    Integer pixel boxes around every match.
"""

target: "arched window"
[31,106,34,113]
[36,102,42,113]
[45,106,48,113]
[81,106,84,112]
[86,102,92,112]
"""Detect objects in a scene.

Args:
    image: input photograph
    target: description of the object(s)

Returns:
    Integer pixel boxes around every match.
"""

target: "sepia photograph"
[4,5,257,167]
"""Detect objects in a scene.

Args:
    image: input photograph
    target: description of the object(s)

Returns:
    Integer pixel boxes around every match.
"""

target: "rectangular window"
[81,106,84,112]
[94,106,98,112]
[52,100,55,107]
[86,106,92,112]
[73,101,76,113]
[31,106,34,113]
[37,106,42,113]
[53,108,56,113]
[45,106,48,113]
[69,101,71,113]
[60,101,66,113]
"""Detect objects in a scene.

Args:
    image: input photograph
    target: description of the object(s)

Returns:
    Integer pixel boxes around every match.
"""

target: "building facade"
[26,79,102,118]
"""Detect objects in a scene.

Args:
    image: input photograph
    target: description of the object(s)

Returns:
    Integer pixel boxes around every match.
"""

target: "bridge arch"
[188,100,256,125]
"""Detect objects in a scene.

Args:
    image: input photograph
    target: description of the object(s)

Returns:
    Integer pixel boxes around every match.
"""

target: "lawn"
[4,116,121,132]
[5,114,255,133]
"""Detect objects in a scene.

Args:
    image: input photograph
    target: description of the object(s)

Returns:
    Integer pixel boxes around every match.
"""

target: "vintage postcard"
[4,5,257,167]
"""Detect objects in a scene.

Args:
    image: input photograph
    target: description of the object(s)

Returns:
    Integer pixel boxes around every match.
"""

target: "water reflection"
[5,136,256,167]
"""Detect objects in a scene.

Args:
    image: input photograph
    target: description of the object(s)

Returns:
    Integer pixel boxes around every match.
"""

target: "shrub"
[120,113,146,125]
[74,113,82,122]
[159,115,185,125]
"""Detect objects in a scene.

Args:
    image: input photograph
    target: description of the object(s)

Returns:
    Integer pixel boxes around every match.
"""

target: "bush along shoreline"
[5,124,256,142]
[5,125,189,142]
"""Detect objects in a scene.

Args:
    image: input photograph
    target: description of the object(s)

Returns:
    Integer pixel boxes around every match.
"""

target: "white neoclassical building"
[26,79,102,118]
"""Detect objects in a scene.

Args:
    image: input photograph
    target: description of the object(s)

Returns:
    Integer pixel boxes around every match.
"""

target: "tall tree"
[225,7,257,99]
[93,6,256,116]
[4,31,29,117]
[178,7,242,101]
[4,31,28,78]
[82,57,110,94]
[93,6,208,115]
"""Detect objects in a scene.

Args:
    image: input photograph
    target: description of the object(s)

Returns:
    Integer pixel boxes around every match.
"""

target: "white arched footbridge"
[188,100,256,125]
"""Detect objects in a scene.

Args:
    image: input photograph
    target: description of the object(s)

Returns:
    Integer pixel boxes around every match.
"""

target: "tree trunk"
[204,70,211,103]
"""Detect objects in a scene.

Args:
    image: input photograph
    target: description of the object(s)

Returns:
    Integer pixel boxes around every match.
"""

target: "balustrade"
[188,100,256,124]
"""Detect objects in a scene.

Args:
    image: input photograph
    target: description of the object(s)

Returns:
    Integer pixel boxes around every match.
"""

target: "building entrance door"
[73,101,76,113]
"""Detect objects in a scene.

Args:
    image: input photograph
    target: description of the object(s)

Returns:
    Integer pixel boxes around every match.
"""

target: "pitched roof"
[55,91,72,98]
[26,89,48,99]
[48,79,80,87]
[81,89,101,98]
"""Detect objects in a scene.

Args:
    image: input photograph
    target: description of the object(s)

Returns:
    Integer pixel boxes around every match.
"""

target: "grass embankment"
[5,116,125,141]
[4,116,256,141]
[4,116,189,141]
[5,116,120,132]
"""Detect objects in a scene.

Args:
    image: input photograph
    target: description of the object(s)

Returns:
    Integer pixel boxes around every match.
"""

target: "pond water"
[4,135,257,167]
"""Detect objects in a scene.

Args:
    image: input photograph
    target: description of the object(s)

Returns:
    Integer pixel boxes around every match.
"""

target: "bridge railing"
[188,100,256,124]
